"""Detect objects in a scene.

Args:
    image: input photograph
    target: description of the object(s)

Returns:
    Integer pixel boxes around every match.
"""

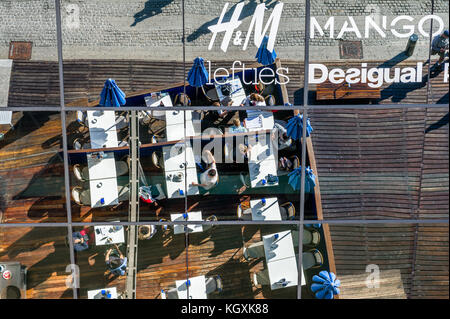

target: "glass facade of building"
[0,0,448,299]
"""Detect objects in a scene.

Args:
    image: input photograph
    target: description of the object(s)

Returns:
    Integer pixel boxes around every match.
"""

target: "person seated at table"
[240,93,265,107]
[105,244,127,277]
[191,150,219,191]
[272,120,295,151]
[237,143,252,163]
[229,118,248,133]
[72,230,90,252]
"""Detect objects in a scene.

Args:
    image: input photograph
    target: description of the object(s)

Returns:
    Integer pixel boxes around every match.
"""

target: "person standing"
[431,30,449,70]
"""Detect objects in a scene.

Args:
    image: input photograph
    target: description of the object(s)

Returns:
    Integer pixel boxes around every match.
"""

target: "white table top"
[165,167,199,199]
[263,230,303,290]
[87,110,118,149]
[263,230,296,263]
[245,110,274,132]
[89,177,119,208]
[145,94,198,141]
[266,257,301,290]
[176,275,207,299]
[163,144,196,171]
[215,77,247,106]
[87,287,118,299]
[87,152,118,180]
[248,136,278,188]
[250,197,281,221]
[94,224,125,246]
[171,211,203,235]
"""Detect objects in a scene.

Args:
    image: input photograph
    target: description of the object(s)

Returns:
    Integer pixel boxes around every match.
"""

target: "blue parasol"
[288,166,316,192]
[285,114,313,141]
[187,57,209,88]
[311,271,341,299]
[99,78,126,107]
[255,35,277,65]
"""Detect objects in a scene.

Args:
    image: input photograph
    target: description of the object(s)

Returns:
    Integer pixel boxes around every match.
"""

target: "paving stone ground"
[0,0,448,61]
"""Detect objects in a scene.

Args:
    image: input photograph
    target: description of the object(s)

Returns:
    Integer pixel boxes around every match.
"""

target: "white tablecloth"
[163,143,199,199]
[94,224,125,246]
[87,110,118,149]
[215,77,247,106]
[248,135,278,188]
[250,197,281,221]
[87,152,119,208]
[87,287,118,299]
[263,230,305,290]
[171,211,203,234]
[176,275,207,299]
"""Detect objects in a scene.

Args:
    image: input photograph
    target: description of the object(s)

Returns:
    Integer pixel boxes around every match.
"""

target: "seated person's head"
[109,257,123,269]
[208,169,217,177]
[282,132,289,141]
[233,118,241,127]
[238,143,248,155]
[250,93,264,103]
[212,102,221,107]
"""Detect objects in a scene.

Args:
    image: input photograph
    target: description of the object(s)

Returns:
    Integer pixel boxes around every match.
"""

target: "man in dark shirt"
[72,231,89,252]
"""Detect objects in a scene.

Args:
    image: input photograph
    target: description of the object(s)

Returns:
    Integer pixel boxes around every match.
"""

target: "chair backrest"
[0,111,13,126]
[71,187,82,205]
[244,241,265,259]
[73,164,86,182]
[265,95,276,106]
[166,287,179,299]
[73,138,83,150]
[174,93,191,106]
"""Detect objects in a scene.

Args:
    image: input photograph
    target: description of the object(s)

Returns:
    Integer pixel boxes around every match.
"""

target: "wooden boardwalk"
[0,59,448,299]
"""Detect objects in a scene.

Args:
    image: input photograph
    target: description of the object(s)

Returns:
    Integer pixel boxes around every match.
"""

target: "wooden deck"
[0,59,448,299]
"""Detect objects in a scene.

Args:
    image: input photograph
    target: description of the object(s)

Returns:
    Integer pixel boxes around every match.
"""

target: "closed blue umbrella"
[255,35,277,65]
[311,271,341,299]
[285,114,313,141]
[288,166,316,192]
[187,57,209,88]
[99,78,126,107]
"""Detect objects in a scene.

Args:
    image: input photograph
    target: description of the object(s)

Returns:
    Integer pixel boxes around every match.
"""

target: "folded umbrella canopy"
[187,57,209,88]
[288,166,316,192]
[255,35,277,65]
[285,114,313,141]
[99,78,126,107]
[311,271,341,299]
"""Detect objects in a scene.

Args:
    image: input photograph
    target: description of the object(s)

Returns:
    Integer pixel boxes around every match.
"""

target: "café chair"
[203,215,218,232]
[76,111,89,133]
[174,93,191,106]
[152,151,165,169]
[205,275,223,294]
[251,269,270,287]
[243,241,265,260]
[138,225,157,240]
[202,86,219,103]
[292,228,321,248]
[71,187,91,206]
[118,184,130,202]
[115,114,129,130]
[265,95,276,106]
[73,137,91,150]
[280,202,296,220]
[115,160,129,176]
[161,287,179,299]
[239,172,250,188]
[302,249,324,270]
[73,164,89,182]
[237,204,252,221]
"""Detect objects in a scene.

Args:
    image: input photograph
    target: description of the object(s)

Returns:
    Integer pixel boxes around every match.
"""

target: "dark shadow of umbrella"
[186,0,277,43]
[376,52,410,69]
[436,92,449,105]
[425,112,449,134]
[130,0,174,27]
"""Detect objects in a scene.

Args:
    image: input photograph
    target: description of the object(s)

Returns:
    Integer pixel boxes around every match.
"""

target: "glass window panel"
[1,0,60,107]
[60,0,184,106]
[306,107,449,220]
[0,111,66,223]
[0,226,73,299]
[307,223,449,299]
